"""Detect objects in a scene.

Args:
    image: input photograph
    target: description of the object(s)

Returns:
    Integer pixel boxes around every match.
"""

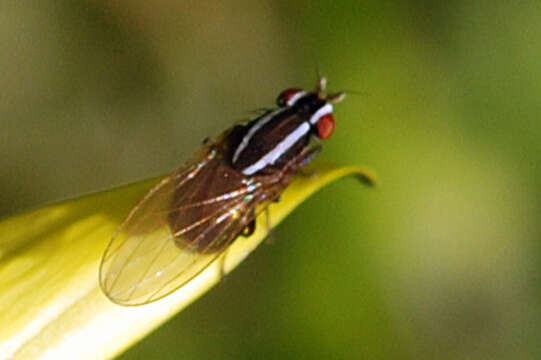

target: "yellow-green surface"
[0,165,373,359]
[2,1,541,359]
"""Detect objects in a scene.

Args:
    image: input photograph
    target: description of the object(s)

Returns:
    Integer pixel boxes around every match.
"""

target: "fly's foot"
[241,220,256,237]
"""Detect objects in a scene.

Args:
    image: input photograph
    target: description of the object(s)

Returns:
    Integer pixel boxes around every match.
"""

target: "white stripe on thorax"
[309,103,333,124]
[242,122,311,175]
[233,92,309,164]
[232,108,286,164]
[286,91,307,106]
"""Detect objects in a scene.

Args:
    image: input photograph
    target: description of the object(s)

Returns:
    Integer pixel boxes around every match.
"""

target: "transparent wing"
[99,143,263,306]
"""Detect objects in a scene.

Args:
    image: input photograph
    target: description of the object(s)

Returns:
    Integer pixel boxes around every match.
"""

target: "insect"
[100,77,348,305]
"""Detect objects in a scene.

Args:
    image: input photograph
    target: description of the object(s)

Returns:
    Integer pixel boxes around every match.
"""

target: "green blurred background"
[2,0,540,359]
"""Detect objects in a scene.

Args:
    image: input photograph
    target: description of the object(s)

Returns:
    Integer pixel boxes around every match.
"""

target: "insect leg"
[218,206,256,282]
[264,206,275,245]
[293,144,323,177]
[240,207,256,237]
[241,219,256,237]
[299,144,322,167]
[242,220,255,237]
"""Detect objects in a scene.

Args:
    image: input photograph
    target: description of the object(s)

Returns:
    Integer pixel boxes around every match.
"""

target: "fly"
[100,77,347,305]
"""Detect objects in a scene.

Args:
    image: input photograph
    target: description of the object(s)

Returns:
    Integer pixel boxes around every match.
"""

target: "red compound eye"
[276,88,304,107]
[317,113,335,139]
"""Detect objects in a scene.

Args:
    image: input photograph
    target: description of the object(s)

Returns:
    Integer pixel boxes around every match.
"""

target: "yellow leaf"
[0,164,374,359]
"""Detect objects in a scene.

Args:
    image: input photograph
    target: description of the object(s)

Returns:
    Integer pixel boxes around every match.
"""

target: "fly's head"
[275,77,345,140]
